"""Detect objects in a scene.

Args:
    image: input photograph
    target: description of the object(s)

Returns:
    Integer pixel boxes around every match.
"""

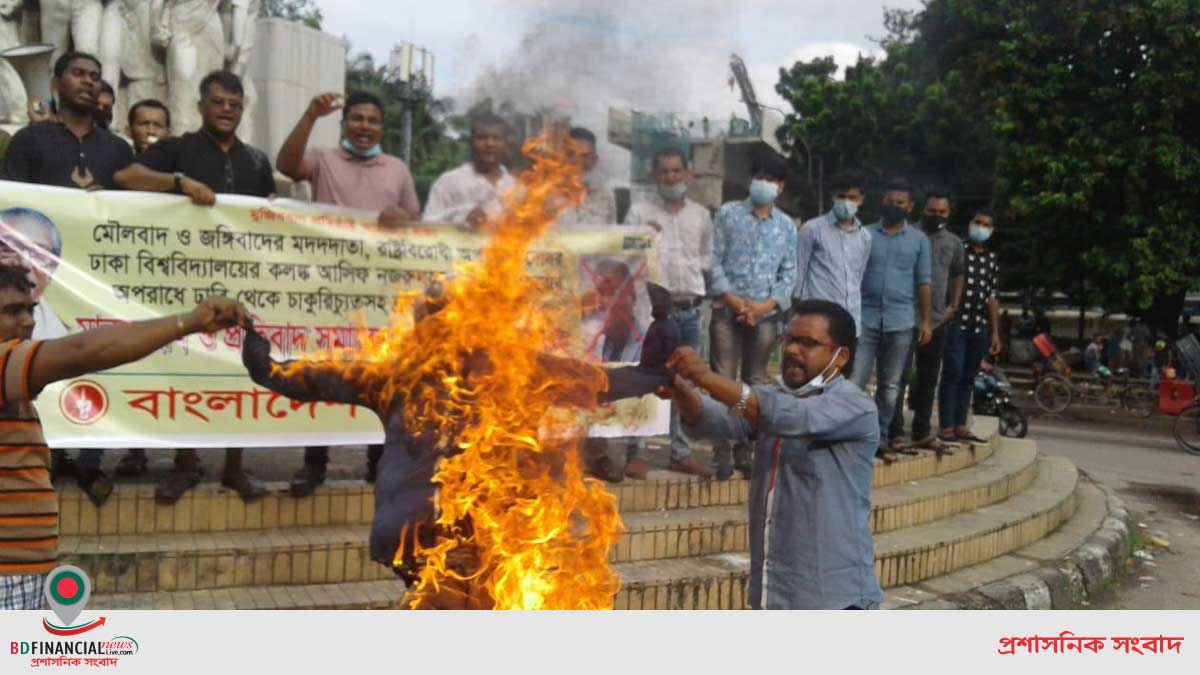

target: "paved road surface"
[1030,420,1200,609]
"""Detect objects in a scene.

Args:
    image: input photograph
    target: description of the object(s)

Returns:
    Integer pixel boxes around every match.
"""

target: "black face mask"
[921,214,947,230]
[881,204,908,225]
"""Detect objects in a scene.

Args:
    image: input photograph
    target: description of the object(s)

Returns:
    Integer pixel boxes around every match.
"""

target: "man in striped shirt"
[0,264,247,609]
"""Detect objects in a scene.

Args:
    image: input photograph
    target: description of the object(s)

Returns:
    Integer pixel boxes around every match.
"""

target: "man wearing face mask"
[708,156,797,479]
[276,91,422,229]
[888,189,965,453]
[793,171,871,333]
[619,147,715,479]
[555,127,616,227]
[938,208,1003,443]
[660,300,882,609]
[852,178,932,464]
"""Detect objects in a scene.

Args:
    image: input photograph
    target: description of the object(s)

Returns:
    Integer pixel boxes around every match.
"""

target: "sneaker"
[669,456,714,479]
[155,465,204,505]
[623,458,650,481]
[78,470,113,507]
[221,470,267,502]
[289,464,327,498]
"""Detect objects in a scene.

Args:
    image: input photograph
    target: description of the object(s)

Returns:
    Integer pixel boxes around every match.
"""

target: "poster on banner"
[0,182,667,448]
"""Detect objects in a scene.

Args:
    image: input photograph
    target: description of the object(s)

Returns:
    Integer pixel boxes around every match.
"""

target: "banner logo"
[58,381,109,426]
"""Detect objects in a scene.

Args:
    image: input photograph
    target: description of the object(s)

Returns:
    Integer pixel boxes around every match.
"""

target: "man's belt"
[672,297,704,311]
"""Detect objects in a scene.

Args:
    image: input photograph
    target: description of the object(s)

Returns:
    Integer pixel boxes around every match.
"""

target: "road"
[1029,419,1200,609]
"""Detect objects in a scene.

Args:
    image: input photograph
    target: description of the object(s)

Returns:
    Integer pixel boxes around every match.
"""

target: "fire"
[329,132,622,609]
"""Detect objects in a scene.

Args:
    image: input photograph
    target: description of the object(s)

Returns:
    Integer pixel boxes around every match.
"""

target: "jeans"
[78,448,103,473]
[851,325,914,445]
[629,306,703,462]
[889,323,949,441]
[709,305,780,459]
[938,324,991,431]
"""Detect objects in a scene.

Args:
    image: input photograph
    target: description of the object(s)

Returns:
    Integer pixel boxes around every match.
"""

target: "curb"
[904,475,1132,610]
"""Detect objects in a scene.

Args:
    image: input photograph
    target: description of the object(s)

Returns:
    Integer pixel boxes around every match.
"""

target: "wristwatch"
[730,383,752,417]
[173,172,184,194]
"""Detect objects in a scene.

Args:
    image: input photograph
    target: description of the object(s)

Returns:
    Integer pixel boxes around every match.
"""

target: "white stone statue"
[157,0,223,134]
[119,0,167,105]
[40,0,104,67]
[222,0,258,144]
[96,0,122,91]
[0,0,28,124]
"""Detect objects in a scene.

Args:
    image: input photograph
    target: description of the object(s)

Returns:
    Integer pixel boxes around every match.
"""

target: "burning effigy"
[242,133,662,609]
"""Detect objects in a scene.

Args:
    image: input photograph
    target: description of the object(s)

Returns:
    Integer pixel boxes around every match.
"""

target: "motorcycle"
[973,362,1029,438]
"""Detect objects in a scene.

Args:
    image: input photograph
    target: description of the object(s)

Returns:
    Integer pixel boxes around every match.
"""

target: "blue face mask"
[749,179,780,206]
[832,199,858,222]
[968,224,993,243]
[342,138,382,159]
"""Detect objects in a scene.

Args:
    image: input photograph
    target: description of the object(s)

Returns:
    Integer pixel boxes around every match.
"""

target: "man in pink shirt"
[275,90,422,496]
[277,91,421,226]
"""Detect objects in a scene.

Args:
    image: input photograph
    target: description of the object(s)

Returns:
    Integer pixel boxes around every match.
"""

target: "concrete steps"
[90,580,401,610]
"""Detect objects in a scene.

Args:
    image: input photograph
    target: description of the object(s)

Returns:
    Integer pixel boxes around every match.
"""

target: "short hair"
[568,126,597,147]
[98,80,115,97]
[750,154,789,182]
[973,207,996,222]
[343,91,384,119]
[830,170,866,193]
[883,177,913,198]
[0,264,34,296]
[128,99,171,130]
[652,147,689,171]
[790,299,858,377]
[53,51,101,79]
[470,112,509,135]
[924,186,950,204]
[198,70,244,99]
[0,207,63,258]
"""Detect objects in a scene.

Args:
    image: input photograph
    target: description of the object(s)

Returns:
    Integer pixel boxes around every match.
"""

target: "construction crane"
[729,53,762,134]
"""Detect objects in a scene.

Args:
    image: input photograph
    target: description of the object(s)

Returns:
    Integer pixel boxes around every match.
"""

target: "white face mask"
[777,347,844,397]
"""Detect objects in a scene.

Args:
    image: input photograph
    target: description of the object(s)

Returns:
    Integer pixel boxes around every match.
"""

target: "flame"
[318,132,622,609]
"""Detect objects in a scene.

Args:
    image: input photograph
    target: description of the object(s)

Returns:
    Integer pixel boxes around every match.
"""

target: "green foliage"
[344,52,467,202]
[261,0,324,29]
[776,0,1200,333]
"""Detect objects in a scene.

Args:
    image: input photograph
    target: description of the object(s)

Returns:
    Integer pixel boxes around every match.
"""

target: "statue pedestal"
[247,17,346,167]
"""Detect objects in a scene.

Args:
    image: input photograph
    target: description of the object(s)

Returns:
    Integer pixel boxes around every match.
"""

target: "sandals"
[956,432,989,444]
[876,446,898,465]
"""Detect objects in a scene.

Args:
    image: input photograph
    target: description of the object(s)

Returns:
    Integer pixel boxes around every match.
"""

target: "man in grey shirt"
[890,188,965,451]
[793,171,871,334]
[663,299,882,609]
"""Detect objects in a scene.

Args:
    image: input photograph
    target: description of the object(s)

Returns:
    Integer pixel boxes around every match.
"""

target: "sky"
[313,0,922,180]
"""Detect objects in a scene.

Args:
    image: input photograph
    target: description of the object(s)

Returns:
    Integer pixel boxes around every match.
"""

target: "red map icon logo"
[59,380,109,425]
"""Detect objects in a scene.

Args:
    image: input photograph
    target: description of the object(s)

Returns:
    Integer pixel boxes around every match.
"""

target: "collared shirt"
[0,339,57,578]
[2,121,134,189]
[299,146,421,216]
[959,244,999,334]
[625,194,713,300]
[137,130,276,197]
[555,180,617,227]
[422,162,515,224]
[924,226,966,327]
[685,377,882,610]
[860,222,932,333]
[793,211,872,334]
[710,200,797,312]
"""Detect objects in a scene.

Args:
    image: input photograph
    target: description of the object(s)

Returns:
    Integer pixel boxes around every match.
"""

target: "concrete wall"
[248,18,347,164]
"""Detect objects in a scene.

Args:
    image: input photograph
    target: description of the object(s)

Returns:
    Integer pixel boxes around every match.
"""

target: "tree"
[261,0,323,30]
[776,0,1200,337]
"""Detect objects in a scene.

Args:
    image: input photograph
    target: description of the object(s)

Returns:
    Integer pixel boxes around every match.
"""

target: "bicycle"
[1172,402,1200,456]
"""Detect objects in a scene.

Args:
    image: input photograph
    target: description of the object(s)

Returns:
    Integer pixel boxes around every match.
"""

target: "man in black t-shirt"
[2,52,133,190]
[115,70,274,504]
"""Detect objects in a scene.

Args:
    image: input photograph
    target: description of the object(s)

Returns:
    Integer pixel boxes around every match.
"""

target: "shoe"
[289,464,327,498]
[155,465,203,505]
[733,443,752,479]
[222,470,267,502]
[51,452,79,481]
[624,458,650,481]
[78,470,113,507]
[714,446,734,481]
[115,451,149,478]
[669,456,714,479]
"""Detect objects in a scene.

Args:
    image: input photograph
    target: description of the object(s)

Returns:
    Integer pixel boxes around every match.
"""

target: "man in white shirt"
[556,126,617,226]
[622,148,714,479]
[423,112,516,227]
